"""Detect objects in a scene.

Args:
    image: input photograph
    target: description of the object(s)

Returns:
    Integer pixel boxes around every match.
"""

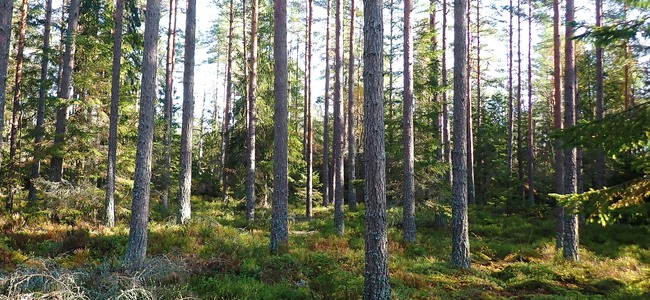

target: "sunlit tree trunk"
[506,0,514,209]
[6,0,28,211]
[0,0,13,173]
[50,0,81,182]
[442,0,451,185]
[322,0,331,207]
[594,0,605,189]
[362,0,391,295]
[563,0,579,262]
[161,0,178,209]
[466,0,475,206]
[553,0,564,250]
[451,0,470,269]
[270,0,289,254]
[177,0,196,225]
[221,0,235,201]
[527,0,534,206]
[306,0,314,219]
[247,0,260,220]
[347,0,357,211]
[105,0,124,227]
[333,0,345,235]
[125,0,161,269]
[402,0,416,242]
[475,0,482,204]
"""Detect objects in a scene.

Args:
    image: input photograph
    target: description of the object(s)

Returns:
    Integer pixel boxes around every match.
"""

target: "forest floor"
[1,196,649,299]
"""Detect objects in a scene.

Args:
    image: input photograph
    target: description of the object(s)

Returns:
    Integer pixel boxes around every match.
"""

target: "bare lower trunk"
[0,0,14,173]
[105,0,124,227]
[333,0,345,236]
[124,0,161,269]
[526,0,534,206]
[506,0,514,207]
[322,0,331,207]
[594,0,605,189]
[305,0,314,219]
[50,0,81,182]
[402,0,416,242]
[441,0,451,185]
[516,0,524,201]
[270,0,289,254]
[553,0,564,250]
[362,0,391,296]
[221,0,235,202]
[246,0,259,220]
[466,1,475,206]
[162,0,178,209]
[347,0,357,211]
[177,0,196,225]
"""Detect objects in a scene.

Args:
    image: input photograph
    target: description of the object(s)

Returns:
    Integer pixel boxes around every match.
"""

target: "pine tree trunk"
[177,0,196,225]
[305,0,314,219]
[451,0,470,269]
[246,0,260,220]
[506,0,514,209]
[50,0,81,182]
[594,0,605,189]
[563,0,579,262]
[402,0,416,242]
[466,0,475,206]
[6,0,28,211]
[162,0,179,209]
[105,0,124,227]
[333,0,345,236]
[430,0,441,161]
[526,0,534,206]
[623,3,630,109]
[475,0,482,204]
[441,0,451,185]
[125,0,161,270]
[270,0,289,254]
[0,0,13,173]
[221,0,235,202]
[362,0,391,296]
[553,0,564,250]
[347,0,357,211]
[387,0,394,147]
[322,0,331,207]
[516,0,524,201]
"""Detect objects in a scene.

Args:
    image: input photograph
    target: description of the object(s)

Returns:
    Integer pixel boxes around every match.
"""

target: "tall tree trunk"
[162,0,179,209]
[177,0,196,225]
[623,2,630,109]
[516,0,524,201]
[475,0,482,204]
[563,0,579,262]
[29,0,53,202]
[198,94,205,175]
[56,0,66,88]
[105,0,124,227]
[466,0,475,206]
[430,0,441,160]
[402,0,416,242]
[124,0,161,269]
[247,0,260,220]
[270,0,289,254]
[221,0,235,202]
[506,0,514,209]
[0,0,13,173]
[6,0,28,211]
[451,0,470,269]
[322,0,331,207]
[553,0,564,250]
[442,0,451,185]
[362,0,391,296]
[333,0,345,235]
[305,0,314,219]
[347,0,357,211]
[50,0,81,182]
[526,0,534,206]
[594,0,605,188]
[387,0,394,147]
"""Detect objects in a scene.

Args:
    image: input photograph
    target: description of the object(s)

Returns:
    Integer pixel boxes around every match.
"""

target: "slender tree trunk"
[50,0,81,182]
[466,0,475,206]
[516,0,524,201]
[387,0,394,147]
[305,0,313,219]
[333,0,345,235]
[475,0,482,204]
[594,0,605,188]
[0,0,13,173]
[162,0,179,209]
[28,0,53,202]
[56,0,66,88]
[198,94,205,175]
[177,0,196,225]
[247,0,259,220]
[563,0,579,262]
[442,0,451,185]
[347,0,357,211]
[124,0,161,269]
[526,0,534,206]
[451,0,470,269]
[221,0,235,201]
[323,0,331,207]
[553,0,564,250]
[105,0,124,227]
[6,0,28,211]
[506,0,514,208]
[402,0,416,242]
[270,0,289,254]
[623,2,630,109]
[362,0,391,296]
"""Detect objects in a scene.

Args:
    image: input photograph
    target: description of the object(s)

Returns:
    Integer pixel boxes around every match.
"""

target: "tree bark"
[0,0,13,173]
[6,0,28,211]
[506,0,514,208]
[526,0,534,206]
[402,0,416,242]
[333,0,345,235]
[162,0,179,209]
[553,0,564,250]
[441,0,451,185]
[347,0,357,211]
[305,0,314,219]
[221,0,235,202]
[362,0,391,296]
[563,0,579,262]
[50,0,81,182]
[270,0,289,254]
[105,0,124,227]
[475,0,482,204]
[124,0,161,270]
[178,0,196,225]
[516,0,524,201]
[451,0,470,270]
[594,0,605,189]
[247,0,260,220]
[466,0,475,206]
[322,0,331,207]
